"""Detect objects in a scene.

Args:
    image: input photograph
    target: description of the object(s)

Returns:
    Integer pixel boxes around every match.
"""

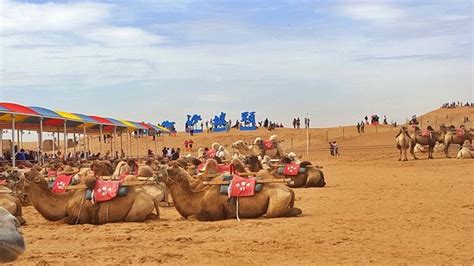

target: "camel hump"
[300,161,312,168]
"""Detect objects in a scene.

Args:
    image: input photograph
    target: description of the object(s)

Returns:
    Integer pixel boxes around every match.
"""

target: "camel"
[408,127,444,159]
[244,155,326,188]
[0,187,25,225]
[252,135,285,159]
[457,140,472,159]
[440,125,473,158]
[395,126,411,161]
[91,160,114,176]
[0,207,25,263]
[232,140,258,157]
[158,163,302,221]
[24,169,159,225]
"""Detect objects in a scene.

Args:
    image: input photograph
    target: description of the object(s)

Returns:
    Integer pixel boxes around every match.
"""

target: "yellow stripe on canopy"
[155,125,170,132]
[55,111,83,121]
[0,114,30,122]
[119,120,138,129]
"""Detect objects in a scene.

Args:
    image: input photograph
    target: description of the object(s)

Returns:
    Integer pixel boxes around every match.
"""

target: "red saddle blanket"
[47,170,57,177]
[52,175,73,194]
[0,180,6,185]
[421,130,431,138]
[207,149,216,158]
[217,164,231,173]
[456,129,465,137]
[263,140,274,150]
[229,175,256,197]
[93,180,120,203]
[283,163,301,176]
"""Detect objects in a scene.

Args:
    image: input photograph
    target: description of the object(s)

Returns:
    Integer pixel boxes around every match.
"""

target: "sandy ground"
[14,149,473,265]
[12,107,474,264]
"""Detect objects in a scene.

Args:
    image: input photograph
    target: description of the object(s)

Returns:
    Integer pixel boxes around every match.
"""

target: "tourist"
[189,139,194,151]
[357,123,361,134]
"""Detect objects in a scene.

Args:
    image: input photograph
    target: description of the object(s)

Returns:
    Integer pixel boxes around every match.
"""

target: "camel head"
[244,155,263,172]
[158,162,190,186]
[24,169,47,189]
[0,207,25,263]
[211,142,220,151]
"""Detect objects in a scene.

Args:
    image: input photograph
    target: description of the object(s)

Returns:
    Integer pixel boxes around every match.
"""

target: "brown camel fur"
[409,127,444,159]
[244,155,326,188]
[159,163,302,221]
[24,169,158,225]
[440,125,473,158]
[0,192,25,225]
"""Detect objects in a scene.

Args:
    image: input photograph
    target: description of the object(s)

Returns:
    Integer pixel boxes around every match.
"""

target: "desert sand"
[13,107,474,264]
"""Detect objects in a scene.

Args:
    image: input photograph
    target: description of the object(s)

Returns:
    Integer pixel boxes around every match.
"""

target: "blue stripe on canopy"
[74,113,99,124]
[29,106,62,119]
[105,118,127,128]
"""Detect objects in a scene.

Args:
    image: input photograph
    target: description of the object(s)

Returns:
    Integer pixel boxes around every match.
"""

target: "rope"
[75,191,86,225]
[236,197,241,222]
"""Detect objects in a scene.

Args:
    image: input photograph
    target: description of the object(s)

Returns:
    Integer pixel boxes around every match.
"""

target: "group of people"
[161,147,181,161]
[291,117,310,129]
[183,140,194,151]
[329,141,339,156]
[441,101,473,108]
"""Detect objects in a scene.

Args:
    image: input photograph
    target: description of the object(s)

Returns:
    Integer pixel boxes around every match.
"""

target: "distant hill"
[417,106,473,129]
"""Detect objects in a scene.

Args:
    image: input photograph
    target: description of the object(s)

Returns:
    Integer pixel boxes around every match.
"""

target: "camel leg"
[398,148,402,161]
[410,144,418,160]
[444,143,451,158]
[265,191,301,218]
[402,148,408,161]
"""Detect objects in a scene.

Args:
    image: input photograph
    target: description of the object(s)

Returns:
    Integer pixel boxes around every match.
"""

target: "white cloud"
[0,0,163,47]
[84,26,163,46]
[339,3,403,22]
[0,0,110,34]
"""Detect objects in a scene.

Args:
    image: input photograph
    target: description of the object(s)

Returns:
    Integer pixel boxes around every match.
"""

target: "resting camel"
[457,140,473,159]
[395,126,411,161]
[409,127,444,159]
[252,135,285,159]
[243,155,326,188]
[440,125,473,158]
[0,187,25,225]
[158,163,302,221]
[25,169,159,225]
[0,207,25,263]
[91,160,114,176]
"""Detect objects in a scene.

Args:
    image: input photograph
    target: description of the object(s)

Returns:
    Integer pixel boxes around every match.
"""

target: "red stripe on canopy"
[88,115,113,125]
[139,122,152,129]
[0,102,39,116]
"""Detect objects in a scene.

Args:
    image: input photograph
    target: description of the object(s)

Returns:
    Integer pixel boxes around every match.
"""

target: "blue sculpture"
[212,112,228,133]
[161,120,176,130]
[185,114,203,133]
[240,111,257,131]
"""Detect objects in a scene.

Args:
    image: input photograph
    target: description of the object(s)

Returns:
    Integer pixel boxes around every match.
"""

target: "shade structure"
[0,102,39,116]
[0,102,165,136]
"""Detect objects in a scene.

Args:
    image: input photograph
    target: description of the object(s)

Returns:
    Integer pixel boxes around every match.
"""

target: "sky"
[0,0,472,129]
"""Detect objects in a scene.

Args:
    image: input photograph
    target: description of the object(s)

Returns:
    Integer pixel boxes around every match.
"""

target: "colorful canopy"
[0,102,165,134]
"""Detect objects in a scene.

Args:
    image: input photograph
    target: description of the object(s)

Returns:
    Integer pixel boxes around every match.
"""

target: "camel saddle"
[456,129,465,138]
[220,174,263,195]
[278,163,307,176]
[51,175,73,194]
[263,140,274,150]
[421,130,432,138]
[90,180,128,203]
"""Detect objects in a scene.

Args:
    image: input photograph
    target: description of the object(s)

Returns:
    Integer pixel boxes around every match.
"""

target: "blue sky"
[0,0,472,128]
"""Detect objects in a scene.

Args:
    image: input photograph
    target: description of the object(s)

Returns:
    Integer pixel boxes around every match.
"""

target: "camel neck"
[167,178,205,218]
[27,181,73,221]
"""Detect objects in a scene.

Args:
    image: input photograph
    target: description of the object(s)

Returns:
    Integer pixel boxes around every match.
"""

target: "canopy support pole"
[63,121,67,158]
[0,129,3,156]
[154,132,157,158]
[99,125,103,158]
[11,114,16,167]
[39,117,43,165]
[120,132,123,158]
[113,126,117,158]
[128,132,131,158]
[73,133,77,156]
[145,131,149,156]
[83,125,88,159]
[136,132,139,159]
